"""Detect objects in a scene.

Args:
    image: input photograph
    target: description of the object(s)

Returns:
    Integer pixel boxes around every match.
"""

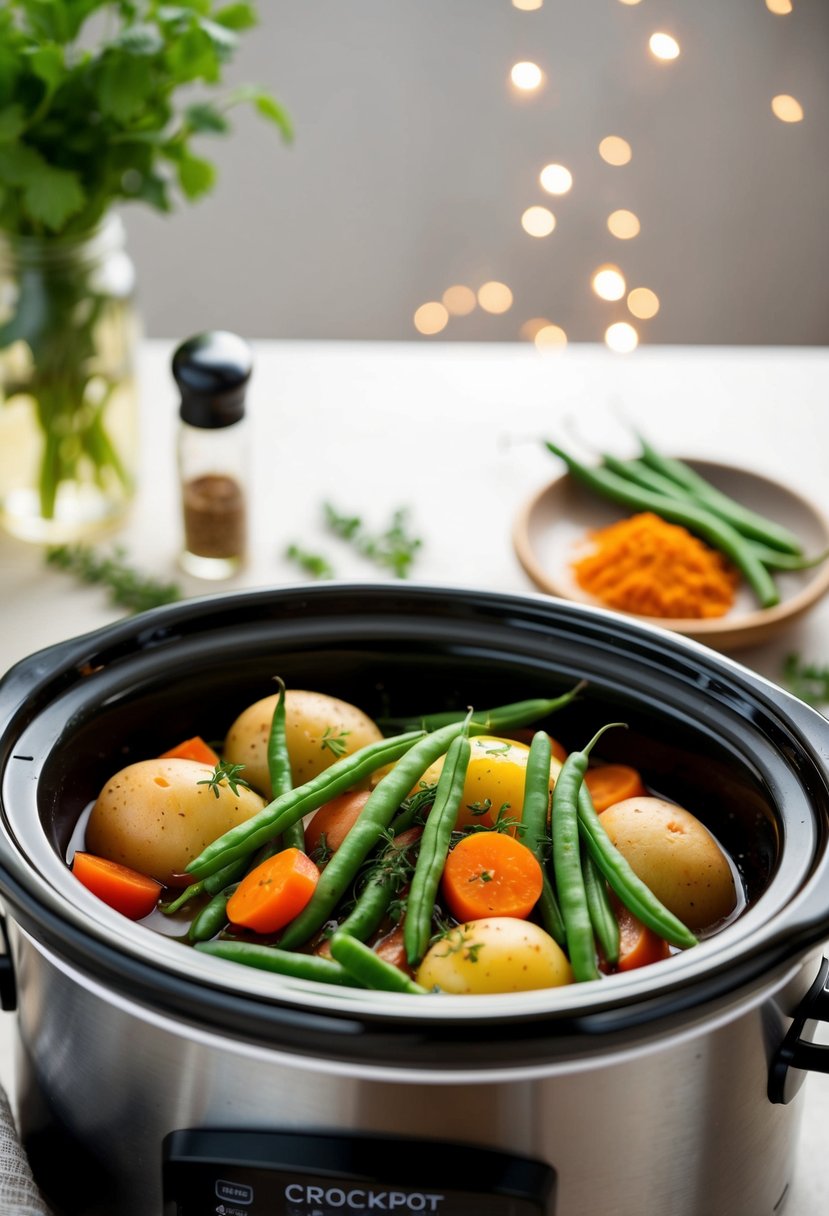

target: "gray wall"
[122,1,829,345]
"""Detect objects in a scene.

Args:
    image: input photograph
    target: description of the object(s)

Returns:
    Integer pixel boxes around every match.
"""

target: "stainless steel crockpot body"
[1,584,829,1216]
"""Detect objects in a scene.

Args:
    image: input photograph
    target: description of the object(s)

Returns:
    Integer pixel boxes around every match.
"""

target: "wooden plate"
[513,460,829,651]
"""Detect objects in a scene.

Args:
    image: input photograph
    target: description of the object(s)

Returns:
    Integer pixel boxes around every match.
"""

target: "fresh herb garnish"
[45,544,181,613]
[197,761,251,799]
[321,726,350,757]
[783,653,829,708]
[323,503,422,579]
[285,544,335,580]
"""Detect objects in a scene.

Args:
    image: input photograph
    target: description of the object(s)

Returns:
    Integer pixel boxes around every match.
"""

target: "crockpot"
[1,584,829,1216]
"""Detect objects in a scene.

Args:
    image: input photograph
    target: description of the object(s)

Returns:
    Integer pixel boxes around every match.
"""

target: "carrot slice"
[441,831,543,923]
[226,848,320,934]
[304,790,371,858]
[615,904,671,972]
[584,764,647,813]
[160,736,220,765]
[72,852,162,921]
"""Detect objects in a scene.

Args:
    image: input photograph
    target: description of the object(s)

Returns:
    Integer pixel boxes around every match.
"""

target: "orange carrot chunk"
[72,852,162,920]
[226,848,320,934]
[584,764,647,813]
[304,791,371,859]
[160,736,220,765]
[615,903,671,972]
[441,831,543,924]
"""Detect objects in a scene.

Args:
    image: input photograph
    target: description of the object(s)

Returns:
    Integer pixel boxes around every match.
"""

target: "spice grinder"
[0,584,828,1216]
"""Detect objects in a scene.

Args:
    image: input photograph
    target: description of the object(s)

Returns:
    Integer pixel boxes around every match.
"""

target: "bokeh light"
[627,287,660,319]
[599,136,632,166]
[442,285,477,316]
[607,209,641,239]
[478,281,514,314]
[413,302,449,335]
[605,322,639,353]
[534,324,568,351]
[592,265,627,301]
[771,94,804,122]
[539,163,573,195]
[649,32,681,60]
[510,62,544,91]
[766,0,793,13]
[512,0,543,9]
[521,206,556,237]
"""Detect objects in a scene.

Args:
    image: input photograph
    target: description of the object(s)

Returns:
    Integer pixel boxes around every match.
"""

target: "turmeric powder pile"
[572,512,739,619]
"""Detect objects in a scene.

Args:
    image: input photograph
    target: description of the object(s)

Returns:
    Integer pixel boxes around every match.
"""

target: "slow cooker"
[1,584,829,1216]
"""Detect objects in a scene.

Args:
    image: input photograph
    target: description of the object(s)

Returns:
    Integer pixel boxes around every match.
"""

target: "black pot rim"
[1,582,828,1065]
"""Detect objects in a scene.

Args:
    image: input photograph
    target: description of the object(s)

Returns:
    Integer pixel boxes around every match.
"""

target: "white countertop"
[1,340,828,1211]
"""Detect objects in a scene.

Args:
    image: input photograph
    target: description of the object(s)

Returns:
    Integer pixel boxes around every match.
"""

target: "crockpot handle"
[768,956,829,1104]
[0,916,16,1013]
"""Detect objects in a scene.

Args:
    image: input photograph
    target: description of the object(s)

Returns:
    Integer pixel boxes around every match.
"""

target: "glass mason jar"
[0,214,139,543]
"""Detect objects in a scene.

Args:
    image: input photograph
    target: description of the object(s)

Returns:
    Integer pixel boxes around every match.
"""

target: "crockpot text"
[284,1184,445,1211]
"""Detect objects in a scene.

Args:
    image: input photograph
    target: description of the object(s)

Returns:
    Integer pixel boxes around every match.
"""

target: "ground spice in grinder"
[172,331,252,579]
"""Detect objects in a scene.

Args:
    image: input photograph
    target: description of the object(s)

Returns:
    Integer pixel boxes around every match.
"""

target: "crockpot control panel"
[162,1129,556,1216]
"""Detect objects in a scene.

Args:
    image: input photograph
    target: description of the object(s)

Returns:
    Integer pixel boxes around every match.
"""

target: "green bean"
[603,454,827,572]
[514,731,567,947]
[337,829,420,942]
[195,939,362,987]
[577,785,698,950]
[404,733,471,966]
[518,731,552,858]
[552,724,624,982]
[636,436,803,555]
[185,729,426,880]
[330,933,427,995]
[582,852,619,966]
[538,874,567,949]
[379,684,586,734]
[267,676,304,851]
[188,884,238,943]
[545,441,780,608]
[277,721,477,951]
[163,854,251,915]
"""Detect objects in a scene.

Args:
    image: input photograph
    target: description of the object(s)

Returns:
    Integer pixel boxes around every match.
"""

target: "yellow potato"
[417,917,572,994]
[86,758,265,885]
[417,736,562,831]
[599,796,737,930]
[223,690,384,796]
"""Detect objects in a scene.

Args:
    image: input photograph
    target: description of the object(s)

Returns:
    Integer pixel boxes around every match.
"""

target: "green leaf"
[214,3,258,31]
[254,91,293,141]
[198,18,240,55]
[114,25,166,57]
[184,102,229,134]
[177,152,216,199]
[0,106,26,143]
[97,53,154,123]
[165,26,222,84]
[27,45,65,92]
[0,143,85,231]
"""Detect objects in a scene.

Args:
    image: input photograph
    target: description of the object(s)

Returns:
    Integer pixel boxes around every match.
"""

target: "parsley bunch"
[0,2,291,238]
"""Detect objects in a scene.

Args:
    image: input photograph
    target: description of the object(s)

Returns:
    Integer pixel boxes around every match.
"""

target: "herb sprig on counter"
[323,503,423,579]
[783,653,829,709]
[285,504,423,580]
[45,545,182,614]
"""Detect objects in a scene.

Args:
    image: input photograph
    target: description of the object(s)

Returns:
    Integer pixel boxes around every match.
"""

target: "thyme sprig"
[46,544,181,613]
[197,761,252,799]
[323,503,422,579]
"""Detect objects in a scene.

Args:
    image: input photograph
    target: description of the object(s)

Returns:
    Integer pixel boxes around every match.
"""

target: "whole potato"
[416,917,572,994]
[417,736,563,831]
[223,690,383,797]
[599,796,737,930]
[86,758,265,885]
